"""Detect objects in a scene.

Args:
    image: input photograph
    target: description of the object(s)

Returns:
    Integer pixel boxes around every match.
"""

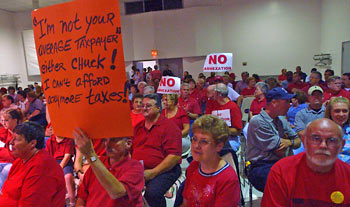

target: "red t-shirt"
[46,135,74,160]
[278,74,286,82]
[287,82,308,93]
[0,150,65,207]
[323,89,350,102]
[241,87,256,96]
[262,152,350,206]
[0,130,15,163]
[130,111,145,128]
[78,156,144,207]
[132,115,182,169]
[183,161,240,207]
[250,97,267,115]
[206,100,243,129]
[151,70,162,80]
[178,97,201,115]
[161,107,189,131]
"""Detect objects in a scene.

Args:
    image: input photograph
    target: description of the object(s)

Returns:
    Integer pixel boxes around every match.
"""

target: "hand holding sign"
[157,76,181,94]
[32,0,132,138]
[203,53,233,72]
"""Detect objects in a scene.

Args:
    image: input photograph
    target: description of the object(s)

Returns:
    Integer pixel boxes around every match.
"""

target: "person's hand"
[280,138,292,149]
[73,128,95,158]
[144,169,157,181]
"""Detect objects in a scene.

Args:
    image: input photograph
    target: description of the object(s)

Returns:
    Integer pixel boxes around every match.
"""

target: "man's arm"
[144,154,181,181]
[27,109,40,119]
[182,123,190,137]
[187,112,198,120]
[73,128,127,199]
[60,154,72,169]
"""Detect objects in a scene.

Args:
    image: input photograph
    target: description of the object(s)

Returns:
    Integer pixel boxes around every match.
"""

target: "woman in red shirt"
[0,108,23,189]
[161,94,190,153]
[241,77,256,97]
[130,94,144,127]
[249,82,268,119]
[182,115,240,207]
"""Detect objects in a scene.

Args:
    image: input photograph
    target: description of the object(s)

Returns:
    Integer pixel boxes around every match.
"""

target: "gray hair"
[144,93,161,108]
[327,76,341,85]
[143,86,155,95]
[215,83,228,97]
[255,82,269,95]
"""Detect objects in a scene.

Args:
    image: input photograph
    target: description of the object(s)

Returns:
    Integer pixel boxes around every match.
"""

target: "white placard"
[157,76,181,94]
[203,53,233,72]
[212,109,231,127]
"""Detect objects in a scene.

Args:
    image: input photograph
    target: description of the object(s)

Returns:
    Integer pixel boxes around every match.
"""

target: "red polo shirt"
[78,156,144,207]
[132,115,182,169]
[250,97,267,115]
[178,96,201,115]
[287,82,308,93]
[0,150,65,207]
[161,107,189,131]
[46,136,74,160]
[206,100,243,130]
[323,89,350,102]
[0,130,15,163]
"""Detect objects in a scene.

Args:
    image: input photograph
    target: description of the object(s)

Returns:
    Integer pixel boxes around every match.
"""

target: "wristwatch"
[89,155,97,163]
[290,139,295,148]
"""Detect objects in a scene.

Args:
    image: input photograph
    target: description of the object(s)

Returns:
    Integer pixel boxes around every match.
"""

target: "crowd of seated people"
[0,64,350,207]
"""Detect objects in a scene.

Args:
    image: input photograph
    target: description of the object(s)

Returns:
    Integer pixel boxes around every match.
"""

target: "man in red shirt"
[323,76,350,102]
[301,71,327,94]
[74,128,144,207]
[0,122,65,207]
[206,83,243,152]
[287,72,308,93]
[133,93,182,207]
[150,65,162,82]
[178,83,201,120]
[262,118,350,206]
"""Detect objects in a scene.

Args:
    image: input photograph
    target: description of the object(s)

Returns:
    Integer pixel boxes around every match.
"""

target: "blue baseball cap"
[266,87,295,102]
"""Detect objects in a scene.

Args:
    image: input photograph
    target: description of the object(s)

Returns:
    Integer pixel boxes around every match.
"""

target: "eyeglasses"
[142,104,156,109]
[307,135,341,147]
[191,137,211,147]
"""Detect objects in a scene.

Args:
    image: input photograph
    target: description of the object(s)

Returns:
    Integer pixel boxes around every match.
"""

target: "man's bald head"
[305,118,343,139]
[303,118,345,173]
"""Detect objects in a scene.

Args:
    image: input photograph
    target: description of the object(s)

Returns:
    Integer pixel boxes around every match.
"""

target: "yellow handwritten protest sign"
[32,0,132,138]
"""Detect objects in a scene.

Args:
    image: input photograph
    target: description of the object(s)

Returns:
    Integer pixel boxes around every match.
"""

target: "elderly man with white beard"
[262,118,350,206]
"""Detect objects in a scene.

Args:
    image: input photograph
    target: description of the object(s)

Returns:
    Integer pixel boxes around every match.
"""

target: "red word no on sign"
[160,77,175,87]
[209,55,227,64]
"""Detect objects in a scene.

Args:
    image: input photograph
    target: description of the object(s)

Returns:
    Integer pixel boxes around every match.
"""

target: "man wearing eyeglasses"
[132,93,182,207]
[262,118,350,206]
[246,87,301,192]
[73,128,144,207]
